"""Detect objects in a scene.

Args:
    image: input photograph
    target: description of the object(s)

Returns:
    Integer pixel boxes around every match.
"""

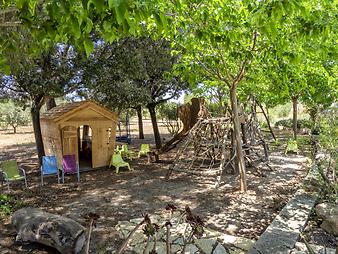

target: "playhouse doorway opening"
[78,125,92,169]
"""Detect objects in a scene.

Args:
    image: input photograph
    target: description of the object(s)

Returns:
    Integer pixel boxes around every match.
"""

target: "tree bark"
[12,207,86,254]
[292,96,298,140]
[46,97,57,110]
[147,104,161,161]
[31,101,45,165]
[230,86,247,192]
[256,101,276,141]
[136,105,144,139]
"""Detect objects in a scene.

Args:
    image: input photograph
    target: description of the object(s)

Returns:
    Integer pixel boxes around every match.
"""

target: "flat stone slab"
[247,162,320,254]
[290,242,337,254]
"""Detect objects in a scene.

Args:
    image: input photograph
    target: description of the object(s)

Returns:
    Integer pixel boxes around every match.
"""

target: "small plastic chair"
[109,153,132,173]
[138,144,150,158]
[41,155,60,186]
[120,144,134,160]
[285,139,299,155]
[0,160,27,191]
[62,154,80,183]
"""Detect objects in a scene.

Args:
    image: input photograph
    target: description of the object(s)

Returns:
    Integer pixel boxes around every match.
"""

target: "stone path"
[114,212,255,254]
[247,159,332,254]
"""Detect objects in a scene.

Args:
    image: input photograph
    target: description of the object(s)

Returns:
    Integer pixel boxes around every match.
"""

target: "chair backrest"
[121,144,129,153]
[42,156,58,174]
[113,153,124,164]
[63,154,77,173]
[1,160,19,179]
[140,144,150,152]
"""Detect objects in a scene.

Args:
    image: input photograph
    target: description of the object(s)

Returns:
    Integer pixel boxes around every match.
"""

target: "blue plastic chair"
[41,156,60,186]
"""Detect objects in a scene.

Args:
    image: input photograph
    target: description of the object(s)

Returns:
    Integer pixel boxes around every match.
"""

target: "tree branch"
[232,31,258,88]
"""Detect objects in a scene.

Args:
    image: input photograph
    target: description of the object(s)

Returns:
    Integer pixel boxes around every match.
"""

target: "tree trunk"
[292,96,298,140]
[136,105,144,139]
[31,103,45,165]
[257,101,276,141]
[13,126,17,134]
[46,97,57,110]
[148,104,161,161]
[230,86,247,192]
[12,207,86,254]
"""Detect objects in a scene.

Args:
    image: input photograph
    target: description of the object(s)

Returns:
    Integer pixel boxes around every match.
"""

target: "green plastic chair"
[0,160,27,191]
[120,144,134,160]
[285,139,299,155]
[109,153,132,173]
[115,145,122,153]
[138,144,150,158]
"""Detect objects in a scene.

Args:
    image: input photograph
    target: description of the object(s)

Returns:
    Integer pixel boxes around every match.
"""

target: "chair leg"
[24,177,27,188]
[41,174,44,186]
[62,171,65,183]
[116,166,119,174]
[57,171,60,184]
[77,169,80,182]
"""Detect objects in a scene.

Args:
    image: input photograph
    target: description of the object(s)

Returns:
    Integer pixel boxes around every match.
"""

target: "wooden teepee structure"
[167,109,270,187]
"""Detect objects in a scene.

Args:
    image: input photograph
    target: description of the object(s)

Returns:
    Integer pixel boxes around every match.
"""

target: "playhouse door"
[92,127,110,168]
[61,126,78,159]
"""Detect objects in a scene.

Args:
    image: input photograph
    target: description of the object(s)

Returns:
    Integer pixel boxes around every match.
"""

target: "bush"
[275,118,313,129]
[0,194,23,218]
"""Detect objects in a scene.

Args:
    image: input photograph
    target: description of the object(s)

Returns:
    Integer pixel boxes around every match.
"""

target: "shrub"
[0,194,23,218]
[275,118,313,129]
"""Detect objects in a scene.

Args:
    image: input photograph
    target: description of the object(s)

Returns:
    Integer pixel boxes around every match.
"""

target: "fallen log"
[12,207,86,254]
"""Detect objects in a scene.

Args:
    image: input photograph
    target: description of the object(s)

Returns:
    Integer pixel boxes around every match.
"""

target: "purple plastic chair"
[62,154,80,183]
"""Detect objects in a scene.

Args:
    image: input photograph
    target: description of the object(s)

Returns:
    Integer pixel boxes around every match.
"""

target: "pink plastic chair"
[62,154,80,183]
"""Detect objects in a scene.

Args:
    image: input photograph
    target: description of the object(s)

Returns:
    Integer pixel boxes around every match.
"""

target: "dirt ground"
[0,122,314,253]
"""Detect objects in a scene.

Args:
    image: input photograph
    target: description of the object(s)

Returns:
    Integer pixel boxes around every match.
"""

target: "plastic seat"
[138,144,150,158]
[120,144,134,160]
[62,154,80,183]
[109,153,132,173]
[41,155,60,186]
[0,160,27,191]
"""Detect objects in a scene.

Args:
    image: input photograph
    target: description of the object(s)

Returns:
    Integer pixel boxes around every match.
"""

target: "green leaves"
[83,38,94,56]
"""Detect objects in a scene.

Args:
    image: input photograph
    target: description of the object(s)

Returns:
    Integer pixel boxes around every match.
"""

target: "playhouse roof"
[40,100,117,123]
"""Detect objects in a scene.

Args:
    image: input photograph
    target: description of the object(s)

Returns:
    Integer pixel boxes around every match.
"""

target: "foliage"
[190,82,229,117]
[275,119,313,129]
[81,37,187,111]
[0,100,30,132]
[158,102,182,136]
[0,194,23,219]
[319,107,338,156]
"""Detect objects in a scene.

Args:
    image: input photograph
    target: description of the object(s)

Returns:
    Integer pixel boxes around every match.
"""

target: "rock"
[12,207,86,254]
[315,203,338,236]
[212,243,228,254]
[194,238,216,253]
[185,244,200,253]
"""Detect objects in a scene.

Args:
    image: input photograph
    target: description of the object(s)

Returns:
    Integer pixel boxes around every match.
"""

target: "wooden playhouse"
[40,100,118,169]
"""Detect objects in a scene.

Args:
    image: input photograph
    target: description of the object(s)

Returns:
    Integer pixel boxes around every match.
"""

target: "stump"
[12,207,86,254]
